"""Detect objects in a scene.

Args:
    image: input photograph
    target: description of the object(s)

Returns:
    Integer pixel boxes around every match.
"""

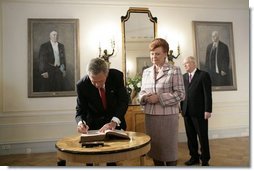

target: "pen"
[81,120,88,134]
[81,120,86,128]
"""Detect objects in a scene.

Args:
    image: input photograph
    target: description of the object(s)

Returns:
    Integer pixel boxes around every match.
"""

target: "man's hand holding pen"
[77,121,89,134]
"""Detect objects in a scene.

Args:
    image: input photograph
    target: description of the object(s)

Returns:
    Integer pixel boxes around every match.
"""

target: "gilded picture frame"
[28,19,80,97]
[193,21,237,91]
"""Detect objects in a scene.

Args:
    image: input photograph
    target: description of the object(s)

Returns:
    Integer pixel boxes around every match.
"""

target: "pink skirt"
[145,114,179,161]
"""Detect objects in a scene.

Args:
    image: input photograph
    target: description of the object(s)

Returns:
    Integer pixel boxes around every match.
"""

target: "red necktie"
[189,74,192,83]
[99,88,107,109]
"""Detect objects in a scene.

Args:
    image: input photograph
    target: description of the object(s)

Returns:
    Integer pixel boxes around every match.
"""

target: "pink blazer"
[139,62,185,115]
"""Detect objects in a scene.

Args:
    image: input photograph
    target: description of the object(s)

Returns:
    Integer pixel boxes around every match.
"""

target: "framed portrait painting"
[136,57,152,76]
[28,19,80,97]
[193,21,237,91]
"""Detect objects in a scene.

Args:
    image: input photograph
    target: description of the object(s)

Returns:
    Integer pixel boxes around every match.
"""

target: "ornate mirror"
[121,7,157,105]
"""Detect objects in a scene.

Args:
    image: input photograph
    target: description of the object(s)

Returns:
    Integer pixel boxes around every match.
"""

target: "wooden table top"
[55,131,150,155]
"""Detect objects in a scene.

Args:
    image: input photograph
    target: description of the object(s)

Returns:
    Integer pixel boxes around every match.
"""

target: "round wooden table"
[55,131,151,166]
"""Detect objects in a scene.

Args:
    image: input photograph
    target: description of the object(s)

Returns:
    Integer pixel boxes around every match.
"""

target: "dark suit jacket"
[205,41,229,74]
[39,41,66,74]
[75,69,129,130]
[181,69,212,118]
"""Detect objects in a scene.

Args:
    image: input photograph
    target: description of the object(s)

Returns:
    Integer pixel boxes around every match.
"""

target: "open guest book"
[80,129,130,143]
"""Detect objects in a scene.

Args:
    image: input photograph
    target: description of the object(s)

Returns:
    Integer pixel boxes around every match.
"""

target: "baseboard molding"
[0,126,249,155]
[0,140,57,155]
[178,126,249,142]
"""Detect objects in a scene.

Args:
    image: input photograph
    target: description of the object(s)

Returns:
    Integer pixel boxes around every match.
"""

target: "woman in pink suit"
[139,38,185,166]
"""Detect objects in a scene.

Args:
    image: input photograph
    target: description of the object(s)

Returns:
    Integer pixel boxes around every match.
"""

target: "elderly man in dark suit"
[181,56,213,166]
[39,30,66,91]
[75,58,129,165]
[205,31,232,86]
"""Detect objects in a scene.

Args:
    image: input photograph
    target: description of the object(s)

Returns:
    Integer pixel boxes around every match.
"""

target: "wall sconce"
[98,39,115,65]
[168,43,180,62]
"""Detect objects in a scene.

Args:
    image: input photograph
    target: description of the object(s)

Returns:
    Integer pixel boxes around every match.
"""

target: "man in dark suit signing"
[75,58,129,165]
[181,56,212,166]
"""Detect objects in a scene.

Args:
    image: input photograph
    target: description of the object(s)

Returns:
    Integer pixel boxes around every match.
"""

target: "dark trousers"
[208,71,232,87]
[183,116,210,162]
[40,66,64,92]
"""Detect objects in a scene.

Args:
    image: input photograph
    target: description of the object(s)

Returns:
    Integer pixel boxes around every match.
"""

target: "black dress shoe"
[184,158,200,166]
[202,162,209,166]
[107,162,117,166]
[86,163,93,166]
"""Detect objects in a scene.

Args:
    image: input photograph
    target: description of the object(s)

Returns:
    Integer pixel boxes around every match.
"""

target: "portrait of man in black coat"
[28,19,79,97]
[205,31,233,86]
[38,30,66,91]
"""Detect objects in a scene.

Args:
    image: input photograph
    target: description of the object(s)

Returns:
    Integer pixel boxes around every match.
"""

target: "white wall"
[0,0,249,154]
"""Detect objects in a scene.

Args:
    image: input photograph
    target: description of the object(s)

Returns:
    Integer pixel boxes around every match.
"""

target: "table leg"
[140,154,146,166]
[57,159,66,166]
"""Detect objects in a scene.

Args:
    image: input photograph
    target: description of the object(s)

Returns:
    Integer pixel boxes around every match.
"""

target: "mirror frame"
[121,7,158,83]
